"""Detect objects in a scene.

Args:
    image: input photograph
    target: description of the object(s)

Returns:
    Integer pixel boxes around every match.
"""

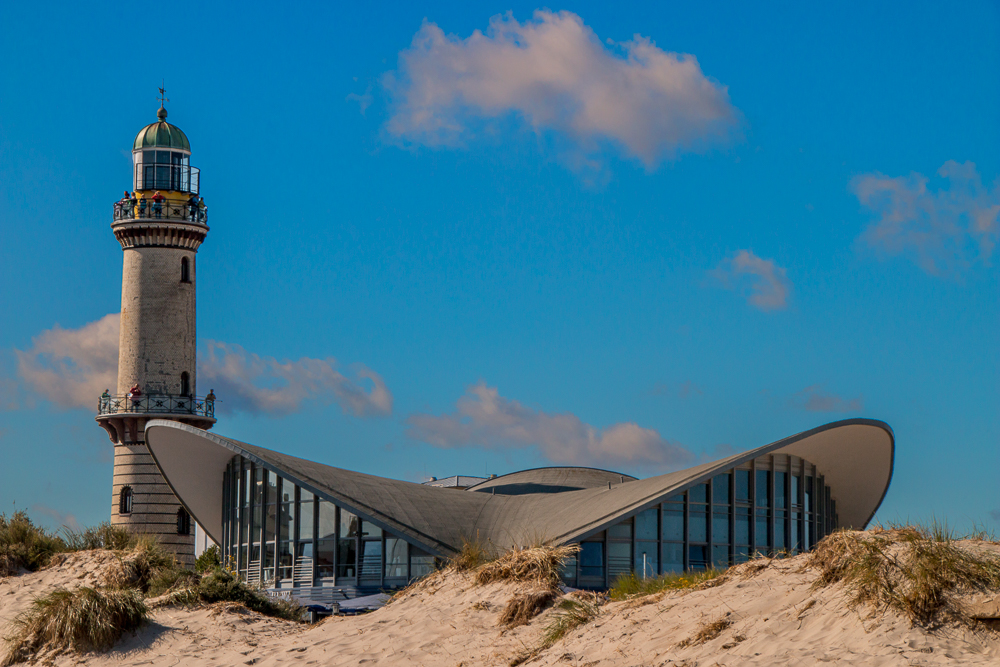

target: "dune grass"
[476,544,579,588]
[810,526,1000,626]
[451,537,497,572]
[498,590,557,629]
[62,523,137,552]
[509,596,600,666]
[1,587,148,666]
[0,512,67,576]
[677,614,732,647]
[154,568,303,622]
[608,568,725,601]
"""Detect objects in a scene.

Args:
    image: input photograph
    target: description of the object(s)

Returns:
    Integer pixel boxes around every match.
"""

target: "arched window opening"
[177,508,191,535]
[180,372,190,397]
[180,257,191,283]
[119,486,133,515]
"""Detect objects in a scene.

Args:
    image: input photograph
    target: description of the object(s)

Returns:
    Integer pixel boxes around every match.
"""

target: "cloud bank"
[13,315,392,417]
[383,10,740,167]
[406,381,695,470]
[200,341,392,417]
[14,314,120,410]
[852,160,1000,276]
[712,250,791,311]
[788,385,863,413]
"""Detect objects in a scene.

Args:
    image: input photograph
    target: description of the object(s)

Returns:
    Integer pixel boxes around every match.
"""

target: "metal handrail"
[97,393,215,418]
[113,198,208,224]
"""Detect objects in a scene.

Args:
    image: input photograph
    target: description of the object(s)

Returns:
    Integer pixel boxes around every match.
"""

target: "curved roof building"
[145,418,893,601]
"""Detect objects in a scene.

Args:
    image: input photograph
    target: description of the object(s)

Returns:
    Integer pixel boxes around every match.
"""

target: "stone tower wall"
[111,442,196,567]
[117,247,197,396]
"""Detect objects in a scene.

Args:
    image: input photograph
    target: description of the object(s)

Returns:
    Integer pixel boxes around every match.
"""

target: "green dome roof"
[133,107,190,151]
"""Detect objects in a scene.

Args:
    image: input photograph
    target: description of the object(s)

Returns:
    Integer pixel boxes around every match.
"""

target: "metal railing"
[113,198,208,224]
[97,393,215,418]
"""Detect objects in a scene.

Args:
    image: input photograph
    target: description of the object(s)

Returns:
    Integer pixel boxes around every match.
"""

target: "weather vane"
[157,81,169,108]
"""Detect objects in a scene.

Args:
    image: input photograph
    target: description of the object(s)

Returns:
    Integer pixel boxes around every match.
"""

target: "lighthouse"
[96,95,214,567]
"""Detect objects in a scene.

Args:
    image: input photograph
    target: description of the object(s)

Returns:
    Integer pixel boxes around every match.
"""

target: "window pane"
[634,541,657,578]
[689,511,707,543]
[318,502,336,541]
[385,538,407,578]
[775,472,787,509]
[263,543,275,582]
[735,470,751,503]
[340,510,358,539]
[337,536,357,578]
[607,542,631,581]
[579,542,604,579]
[635,509,657,540]
[712,545,729,569]
[662,509,684,541]
[360,541,382,581]
[253,467,264,507]
[296,541,313,560]
[734,545,750,564]
[608,521,632,541]
[791,475,800,507]
[756,470,770,507]
[361,521,383,539]
[663,543,683,573]
[338,509,358,578]
[317,539,335,577]
[804,477,813,512]
[278,503,290,543]
[689,545,708,570]
[665,494,684,504]
[560,554,577,582]
[712,513,729,544]
[298,492,314,541]
[735,511,750,546]
[774,512,786,551]
[278,542,293,580]
[410,548,434,579]
[712,474,730,505]
[755,510,769,548]
[791,512,800,551]
[689,484,707,504]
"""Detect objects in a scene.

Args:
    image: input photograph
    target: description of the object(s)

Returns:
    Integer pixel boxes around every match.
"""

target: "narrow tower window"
[177,508,191,535]
[119,486,133,515]
[180,257,191,283]
[180,372,190,396]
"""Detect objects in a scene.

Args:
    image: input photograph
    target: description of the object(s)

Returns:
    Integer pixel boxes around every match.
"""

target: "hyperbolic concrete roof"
[466,468,638,495]
[145,418,894,558]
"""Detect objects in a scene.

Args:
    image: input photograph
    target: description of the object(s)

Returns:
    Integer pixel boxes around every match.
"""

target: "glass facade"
[222,452,841,594]
[223,455,439,591]
[559,453,839,589]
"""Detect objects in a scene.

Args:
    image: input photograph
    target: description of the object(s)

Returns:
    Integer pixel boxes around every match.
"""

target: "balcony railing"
[97,393,215,419]
[113,199,208,224]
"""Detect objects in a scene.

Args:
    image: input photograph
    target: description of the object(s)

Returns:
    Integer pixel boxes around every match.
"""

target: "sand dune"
[2,543,999,666]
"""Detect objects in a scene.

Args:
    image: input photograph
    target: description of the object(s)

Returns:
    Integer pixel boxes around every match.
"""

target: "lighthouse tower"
[95,98,214,567]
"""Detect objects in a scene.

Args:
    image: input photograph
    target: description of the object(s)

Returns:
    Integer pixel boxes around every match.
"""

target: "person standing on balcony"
[197,196,206,223]
[205,389,216,414]
[187,194,199,221]
[138,195,147,217]
[101,388,110,412]
[128,384,142,411]
[152,191,165,218]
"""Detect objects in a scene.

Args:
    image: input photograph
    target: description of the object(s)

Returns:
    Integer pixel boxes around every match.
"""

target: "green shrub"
[62,523,136,552]
[194,545,221,573]
[165,568,303,622]
[608,569,725,600]
[0,511,66,574]
[1,587,148,666]
[102,536,180,594]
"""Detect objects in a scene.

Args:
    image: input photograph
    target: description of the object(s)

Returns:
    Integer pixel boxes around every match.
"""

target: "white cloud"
[199,341,393,417]
[788,385,863,413]
[14,314,120,410]
[406,381,695,470]
[852,160,1000,276]
[383,10,741,168]
[712,249,791,311]
[12,315,392,418]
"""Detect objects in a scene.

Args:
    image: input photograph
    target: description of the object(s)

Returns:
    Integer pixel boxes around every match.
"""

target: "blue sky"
[1,1,997,534]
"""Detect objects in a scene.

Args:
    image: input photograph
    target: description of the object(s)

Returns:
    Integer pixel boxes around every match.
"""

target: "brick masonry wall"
[111,444,195,567]
[117,246,198,396]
